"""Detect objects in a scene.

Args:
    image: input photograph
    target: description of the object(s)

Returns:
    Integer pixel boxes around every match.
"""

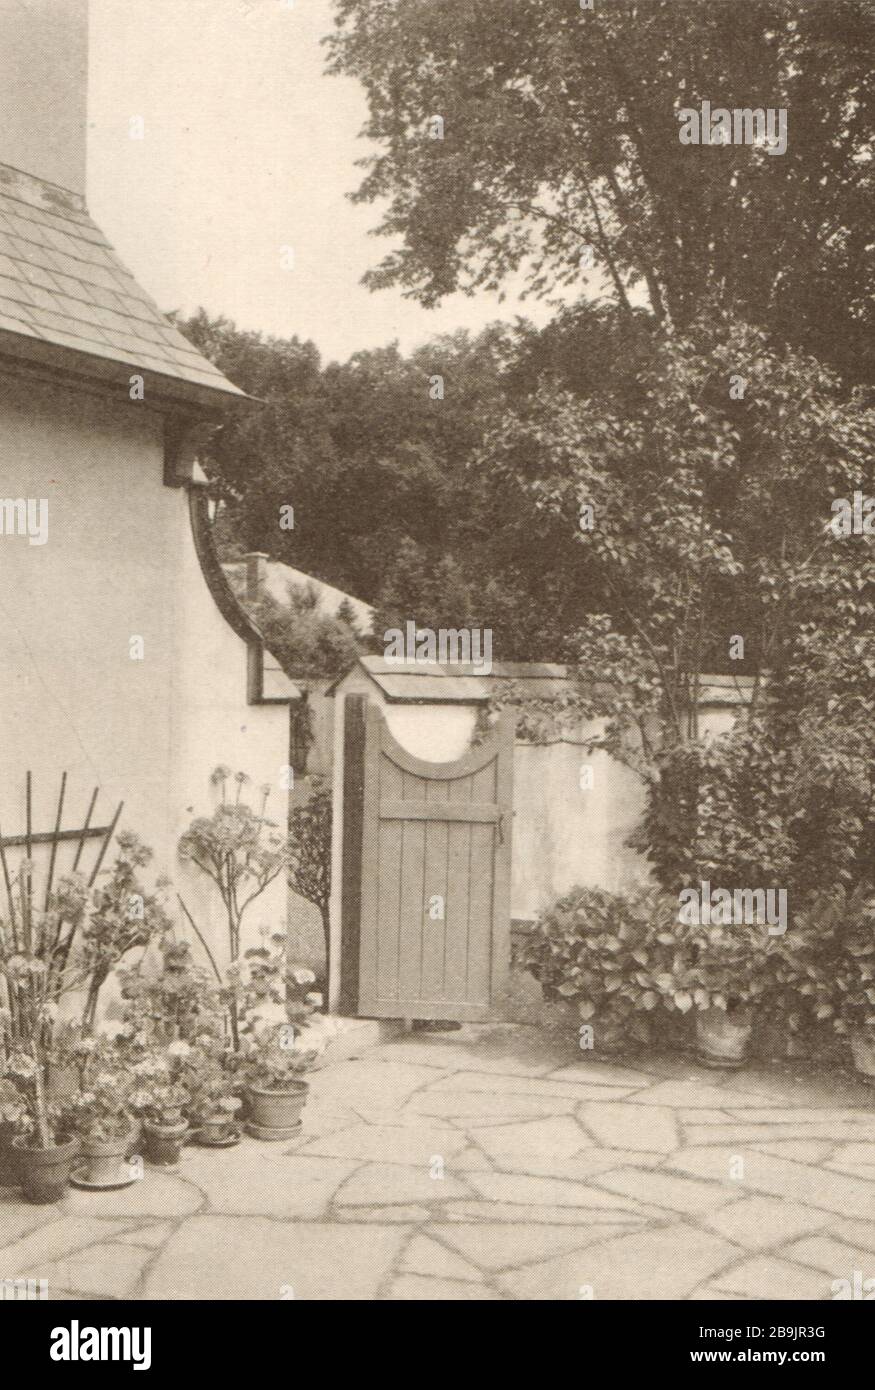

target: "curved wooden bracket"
[163,411,201,487]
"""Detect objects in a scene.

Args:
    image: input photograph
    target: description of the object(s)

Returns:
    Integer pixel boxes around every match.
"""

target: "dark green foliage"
[328,0,875,384]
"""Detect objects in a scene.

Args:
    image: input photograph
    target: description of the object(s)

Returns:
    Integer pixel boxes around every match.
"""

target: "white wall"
[0,374,288,977]
[511,726,650,920]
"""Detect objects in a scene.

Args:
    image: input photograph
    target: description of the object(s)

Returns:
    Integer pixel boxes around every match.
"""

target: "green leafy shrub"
[516,885,683,1040]
[742,889,874,1046]
[780,891,875,1041]
[654,918,775,1018]
[517,882,812,1050]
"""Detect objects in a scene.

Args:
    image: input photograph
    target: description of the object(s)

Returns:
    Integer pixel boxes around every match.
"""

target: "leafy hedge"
[516,883,875,1056]
[514,885,683,1041]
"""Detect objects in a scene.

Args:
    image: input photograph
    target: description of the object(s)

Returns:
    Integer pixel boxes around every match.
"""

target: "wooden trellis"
[0,772,124,922]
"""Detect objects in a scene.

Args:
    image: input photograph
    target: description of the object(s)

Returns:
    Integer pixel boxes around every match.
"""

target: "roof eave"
[0,328,253,417]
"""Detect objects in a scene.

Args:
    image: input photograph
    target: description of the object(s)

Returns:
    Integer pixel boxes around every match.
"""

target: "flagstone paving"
[1,1024,873,1300]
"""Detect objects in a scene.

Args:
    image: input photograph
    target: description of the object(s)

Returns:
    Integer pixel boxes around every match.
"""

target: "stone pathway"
[2,1025,874,1299]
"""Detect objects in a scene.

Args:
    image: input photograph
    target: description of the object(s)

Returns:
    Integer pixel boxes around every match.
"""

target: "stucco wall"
[511,728,650,920]
[0,374,288,976]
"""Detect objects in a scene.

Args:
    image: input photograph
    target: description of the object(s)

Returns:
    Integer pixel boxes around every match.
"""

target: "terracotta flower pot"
[246,1081,309,1140]
[696,1008,753,1069]
[195,1115,240,1147]
[143,1119,189,1168]
[0,1120,20,1187]
[12,1134,79,1204]
[850,1032,875,1079]
[72,1130,139,1189]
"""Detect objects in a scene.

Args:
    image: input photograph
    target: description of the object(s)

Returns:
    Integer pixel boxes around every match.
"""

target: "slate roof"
[330,656,574,703]
[332,657,757,707]
[0,163,244,404]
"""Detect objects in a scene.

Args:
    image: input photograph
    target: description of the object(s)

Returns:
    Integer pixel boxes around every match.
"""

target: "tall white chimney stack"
[0,0,88,195]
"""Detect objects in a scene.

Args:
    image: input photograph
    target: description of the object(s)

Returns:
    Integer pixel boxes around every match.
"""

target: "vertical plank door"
[349,702,513,1021]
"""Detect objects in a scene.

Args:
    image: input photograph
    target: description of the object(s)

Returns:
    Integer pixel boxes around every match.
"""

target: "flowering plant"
[132,1077,190,1128]
[58,1031,137,1142]
[1,1048,65,1143]
[178,770,291,1048]
[0,832,167,1147]
[116,1036,190,1127]
[64,1078,134,1143]
[117,941,225,1046]
[181,1045,241,1126]
[0,908,66,1148]
[73,833,173,1032]
[240,1026,321,1091]
[226,931,321,1038]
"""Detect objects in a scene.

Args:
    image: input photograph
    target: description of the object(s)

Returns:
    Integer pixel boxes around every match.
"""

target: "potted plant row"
[0,786,331,1203]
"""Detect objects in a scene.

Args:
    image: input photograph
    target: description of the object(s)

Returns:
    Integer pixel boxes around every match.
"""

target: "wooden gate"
[340,697,513,1021]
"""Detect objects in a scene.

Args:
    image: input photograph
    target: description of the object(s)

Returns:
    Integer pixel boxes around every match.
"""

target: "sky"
[87,0,549,366]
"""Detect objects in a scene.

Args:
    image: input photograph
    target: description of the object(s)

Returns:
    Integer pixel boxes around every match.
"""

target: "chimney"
[0,0,89,196]
[244,552,269,604]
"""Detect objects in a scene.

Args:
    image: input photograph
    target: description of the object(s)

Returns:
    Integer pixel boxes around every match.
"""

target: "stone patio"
[2,1025,874,1300]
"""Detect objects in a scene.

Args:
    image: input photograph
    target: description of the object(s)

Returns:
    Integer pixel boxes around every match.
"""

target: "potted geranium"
[126,1043,191,1167]
[233,943,323,1138]
[63,1036,139,1189]
[6,1047,79,1203]
[242,1027,321,1139]
[135,1077,190,1167]
[182,1045,241,1147]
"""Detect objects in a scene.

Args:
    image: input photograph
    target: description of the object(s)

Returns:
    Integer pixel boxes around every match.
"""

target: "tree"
[287,780,333,965]
[179,308,607,661]
[227,574,366,684]
[484,311,875,899]
[327,0,875,384]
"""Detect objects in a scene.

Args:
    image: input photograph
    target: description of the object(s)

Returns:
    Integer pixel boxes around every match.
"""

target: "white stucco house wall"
[0,0,295,971]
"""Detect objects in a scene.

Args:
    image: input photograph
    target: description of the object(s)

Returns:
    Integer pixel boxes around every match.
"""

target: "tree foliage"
[327,0,875,383]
